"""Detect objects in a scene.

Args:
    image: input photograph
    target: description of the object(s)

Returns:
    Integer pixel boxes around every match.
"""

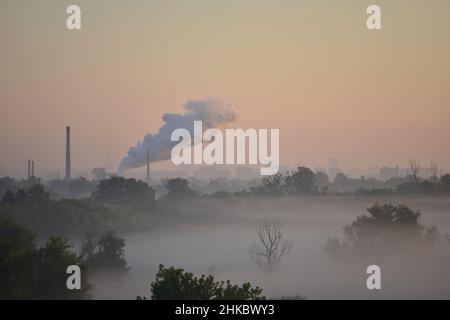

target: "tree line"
[0,215,129,299]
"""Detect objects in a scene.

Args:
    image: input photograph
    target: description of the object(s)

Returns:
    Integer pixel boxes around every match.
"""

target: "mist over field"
[2,165,450,300]
[90,196,450,300]
[1,0,450,303]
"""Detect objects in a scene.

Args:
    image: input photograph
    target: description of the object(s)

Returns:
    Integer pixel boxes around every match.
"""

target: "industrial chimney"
[65,126,71,180]
[31,161,35,178]
[28,159,31,179]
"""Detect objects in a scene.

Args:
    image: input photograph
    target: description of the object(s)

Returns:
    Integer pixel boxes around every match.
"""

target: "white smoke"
[118,97,236,174]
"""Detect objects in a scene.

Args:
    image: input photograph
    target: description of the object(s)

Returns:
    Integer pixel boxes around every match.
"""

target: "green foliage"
[331,172,450,196]
[162,178,198,199]
[259,172,285,196]
[325,203,438,259]
[249,168,450,197]
[1,184,50,205]
[150,265,264,300]
[441,174,450,187]
[48,178,97,199]
[1,190,15,205]
[0,177,19,198]
[284,167,317,195]
[251,167,318,196]
[0,183,160,238]
[0,217,38,299]
[354,187,394,196]
[0,217,91,299]
[92,177,156,209]
[395,177,450,196]
[36,237,90,300]
[279,294,306,300]
[0,177,41,199]
[81,231,128,274]
[0,186,120,238]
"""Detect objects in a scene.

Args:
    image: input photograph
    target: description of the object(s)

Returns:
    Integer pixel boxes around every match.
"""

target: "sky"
[1,0,450,177]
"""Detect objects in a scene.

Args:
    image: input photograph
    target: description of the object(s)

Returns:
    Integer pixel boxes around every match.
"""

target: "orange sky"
[1,0,450,177]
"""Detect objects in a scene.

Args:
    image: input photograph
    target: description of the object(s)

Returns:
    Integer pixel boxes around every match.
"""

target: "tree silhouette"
[284,167,317,195]
[249,221,293,271]
[162,178,198,199]
[149,264,264,300]
[409,159,421,184]
[92,177,155,209]
[325,203,438,259]
[36,237,90,299]
[81,230,128,274]
[0,217,91,299]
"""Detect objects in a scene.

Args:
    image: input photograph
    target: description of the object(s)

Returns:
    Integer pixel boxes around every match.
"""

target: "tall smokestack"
[28,159,31,179]
[31,161,35,178]
[146,150,150,184]
[65,126,71,180]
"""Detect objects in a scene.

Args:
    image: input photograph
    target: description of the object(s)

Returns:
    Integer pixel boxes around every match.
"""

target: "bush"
[325,203,438,259]
[81,230,128,274]
[162,178,198,199]
[0,217,91,299]
[0,217,38,299]
[36,237,90,300]
[149,265,264,300]
[92,177,156,209]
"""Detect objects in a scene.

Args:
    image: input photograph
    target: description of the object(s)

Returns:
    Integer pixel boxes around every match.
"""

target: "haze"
[1,0,450,177]
[90,196,450,299]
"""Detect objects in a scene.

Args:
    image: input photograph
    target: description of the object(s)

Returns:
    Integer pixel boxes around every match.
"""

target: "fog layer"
[90,196,450,299]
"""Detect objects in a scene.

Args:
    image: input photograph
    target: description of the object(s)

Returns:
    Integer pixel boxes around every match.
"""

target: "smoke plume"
[118,97,236,174]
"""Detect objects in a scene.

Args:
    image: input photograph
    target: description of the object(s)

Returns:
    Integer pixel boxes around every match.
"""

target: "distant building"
[328,158,341,181]
[366,167,380,179]
[379,166,400,181]
[92,167,107,181]
[328,167,341,181]
[329,158,338,170]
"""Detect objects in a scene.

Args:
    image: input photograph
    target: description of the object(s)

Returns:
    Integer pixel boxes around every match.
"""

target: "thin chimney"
[31,161,35,178]
[65,126,71,180]
[28,159,31,179]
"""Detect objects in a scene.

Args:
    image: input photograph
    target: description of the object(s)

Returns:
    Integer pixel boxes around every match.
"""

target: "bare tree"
[409,159,421,184]
[248,221,293,271]
[429,161,439,182]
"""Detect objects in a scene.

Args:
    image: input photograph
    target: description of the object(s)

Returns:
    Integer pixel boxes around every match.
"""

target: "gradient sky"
[1,0,450,177]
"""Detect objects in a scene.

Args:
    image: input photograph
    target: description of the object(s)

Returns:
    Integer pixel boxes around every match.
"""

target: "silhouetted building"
[379,166,399,181]
[328,158,341,181]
